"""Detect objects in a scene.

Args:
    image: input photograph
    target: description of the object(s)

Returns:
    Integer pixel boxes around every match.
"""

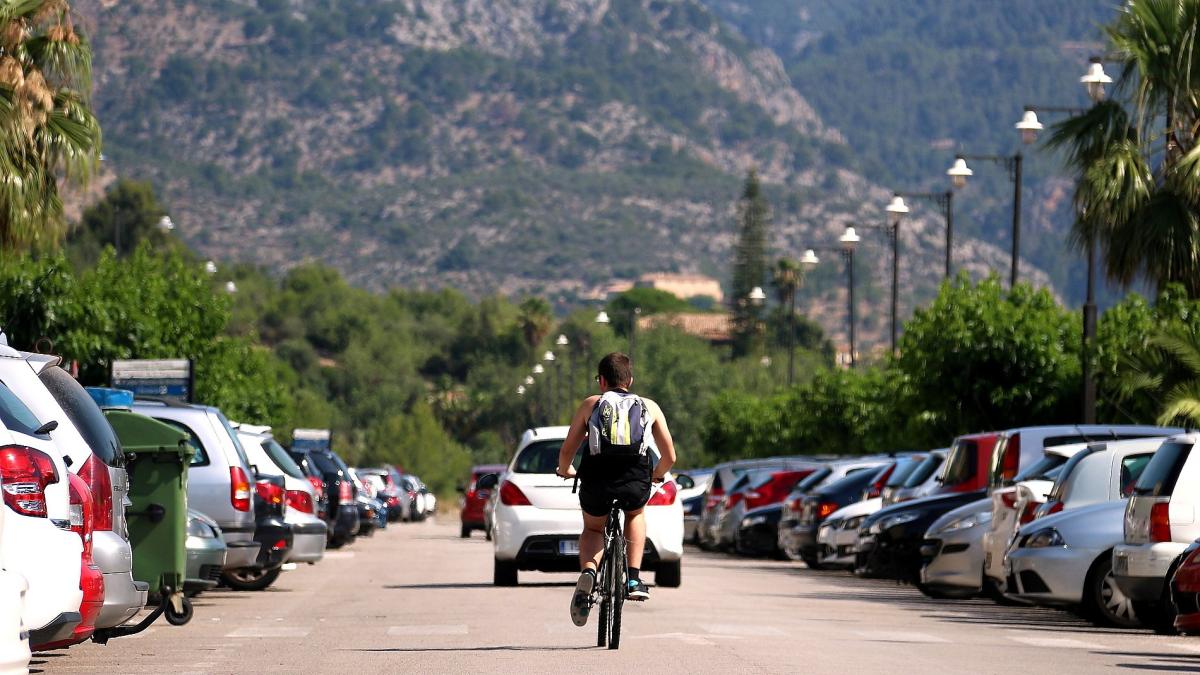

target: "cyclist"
[555,352,676,627]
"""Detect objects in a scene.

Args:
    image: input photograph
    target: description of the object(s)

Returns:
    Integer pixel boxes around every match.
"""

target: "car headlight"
[842,516,864,530]
[187,517,216,539]
[742,515,767,528]
[1023,528,1065,549]
[933,510,993,536]
[877,512,920,532]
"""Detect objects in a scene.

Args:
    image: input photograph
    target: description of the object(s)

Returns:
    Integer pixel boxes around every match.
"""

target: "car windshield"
[214,410,252,470]
[902,454,943,488]
[940,439,978,486]
[1014,454,1069,482]
[513,440,580,474]
[795,467,831,492]
[1134,441,1193,497]
[261,438,306,480]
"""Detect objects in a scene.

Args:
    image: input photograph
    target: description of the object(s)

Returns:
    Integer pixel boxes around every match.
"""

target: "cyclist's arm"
[556,396,599,478]
[645,399,676,482]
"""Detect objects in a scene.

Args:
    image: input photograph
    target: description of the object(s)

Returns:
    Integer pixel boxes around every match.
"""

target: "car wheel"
[485,528,492,542]
[982,575,1021,606]
[460,524,471,538]
[1082,553,1140,628]
[221,566,283,592]
[801,553,824,571]
[494,558,518,586]
[655,560,681,588]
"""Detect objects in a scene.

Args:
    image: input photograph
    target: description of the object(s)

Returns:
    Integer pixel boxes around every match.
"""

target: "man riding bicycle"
[556,352,676,627]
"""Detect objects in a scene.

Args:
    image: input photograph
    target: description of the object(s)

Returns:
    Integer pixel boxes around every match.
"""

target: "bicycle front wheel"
[608,534,626,650]
[596,556,610,648]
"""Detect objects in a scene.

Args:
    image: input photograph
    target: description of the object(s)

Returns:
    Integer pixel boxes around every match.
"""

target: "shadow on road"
[383,581,575,590]
[1105,652,1200,671]
[347,645,595,653]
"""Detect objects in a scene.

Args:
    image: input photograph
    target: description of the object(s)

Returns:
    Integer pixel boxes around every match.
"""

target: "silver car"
[1006,500,1139,627]
[919,498,992,598]
[132,402,260,570]
[238,428,327,564]
[184,510,227,596]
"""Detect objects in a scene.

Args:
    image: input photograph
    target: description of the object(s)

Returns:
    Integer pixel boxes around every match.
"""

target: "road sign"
[111,359,193,402]
[292,428,332,453]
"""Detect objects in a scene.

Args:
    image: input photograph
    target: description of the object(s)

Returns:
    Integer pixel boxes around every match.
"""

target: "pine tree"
[731,169,770,358]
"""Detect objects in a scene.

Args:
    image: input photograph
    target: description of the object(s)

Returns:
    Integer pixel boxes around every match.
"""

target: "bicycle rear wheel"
[608,533,626,650]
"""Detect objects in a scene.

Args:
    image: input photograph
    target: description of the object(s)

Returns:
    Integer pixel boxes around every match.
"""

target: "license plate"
[559,539,580,556]
[1114,554,1128,576]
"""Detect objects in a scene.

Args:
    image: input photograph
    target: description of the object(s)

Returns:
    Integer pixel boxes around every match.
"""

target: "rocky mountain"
[79,0,1077,351]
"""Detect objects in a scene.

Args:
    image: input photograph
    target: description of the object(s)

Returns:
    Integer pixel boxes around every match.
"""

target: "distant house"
[637,312,732,345]
[636,273,723,304]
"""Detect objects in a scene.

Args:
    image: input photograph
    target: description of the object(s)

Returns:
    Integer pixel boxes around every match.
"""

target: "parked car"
[983,427,1178,596]
[1007,500,1140,627]
[734,502,786,558]
[287,441,360,548]
[183,510,226,597]
[697,457,815,551]
[131,401,261,574]
[856,489,989,582]
[700,468,774,549]
[357,468,404,522]
[919,497,993,598]
[31,363,146,633]
[0,474,30,674]
[237,428,327,566]
[459,464,505,538]
[792,462,897,568]
[1171,539,1200,634]
[778,457,892,562]
[1115,433,1200,632]
[397,474,428,522]
[491,426,683,587]
[817,496,884,569]
[1034,438,1162,518]
[675,469,712,544]
[0,351,85,649]
[714,469,812,549]
[884,450,946,505]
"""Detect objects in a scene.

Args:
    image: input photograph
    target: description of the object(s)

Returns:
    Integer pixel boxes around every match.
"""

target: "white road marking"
[1006,632,1105,650]
[225,626,311,638]
[388,624,469,636]
[699,623,785,637]
[1172,643,1200,654]
[853,630,950,644]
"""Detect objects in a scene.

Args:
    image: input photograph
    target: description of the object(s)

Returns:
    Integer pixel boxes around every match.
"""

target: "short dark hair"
[598,352,633,388]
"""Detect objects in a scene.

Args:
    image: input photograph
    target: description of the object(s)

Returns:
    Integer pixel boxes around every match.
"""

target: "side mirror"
[476,473,499,491]
[675,474,695,490]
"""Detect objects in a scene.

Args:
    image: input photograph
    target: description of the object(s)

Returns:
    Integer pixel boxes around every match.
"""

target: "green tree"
[517,296,552,355]
[730,169,769,357]
[605,287,692,337]
[0,1,102,251]
[69,179,172,263]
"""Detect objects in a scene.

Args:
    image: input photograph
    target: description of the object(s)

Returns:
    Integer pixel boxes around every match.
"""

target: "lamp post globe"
[532,364,544,375]
[157,216,175,232]
[839,226,860,252]
[885,195,909,226]
[800,249,819,266]
[517,385,526,396]
[204,260,218,275]
[556,334,569,347]
[748,286,766,306]
[543,350,555,363]
[1081,59,1112,103]
[524,376,535,386]
[1015,108,1044,145]
[594,310,611,324]
[947,157,973,189]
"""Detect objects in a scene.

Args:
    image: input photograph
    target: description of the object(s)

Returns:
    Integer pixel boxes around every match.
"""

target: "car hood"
[862,489,988,530]
[827,497,883,523]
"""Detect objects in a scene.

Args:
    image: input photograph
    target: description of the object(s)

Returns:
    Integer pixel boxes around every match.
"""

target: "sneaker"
[570,570,596,626]
[626,578,649,601]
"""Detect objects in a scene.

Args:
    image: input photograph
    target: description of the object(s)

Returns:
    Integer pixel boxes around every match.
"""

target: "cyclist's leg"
[580,512,607,572]
[624,507,646,569]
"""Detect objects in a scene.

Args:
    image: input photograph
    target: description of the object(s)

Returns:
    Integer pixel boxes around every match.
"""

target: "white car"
[0,350,84,648]
[237,427,327,565]
[1115,433,1200,630]
[817,497,883,568]
[491,427,683,588]
[0,474,31,675]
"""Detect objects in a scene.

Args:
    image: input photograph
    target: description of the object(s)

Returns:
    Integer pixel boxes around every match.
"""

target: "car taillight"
[339,480,353,502]
[0,445,58,517]
[499,480,531,506]
[306,475,325,500]
[1046,501,1064,516]
[1000,434,1021,483]
[1150,501,1172,543]
[817,502,838,520]
[230,466,251,512]
[77,453,113,531]
[706,489,725,509]
[286,489,314,514]
[255,480,284,507]
[727,493,744,508]
[1019,501,1040,525]
[788,498,803,513]
[67,473,95,558]
[1000,490,1017,509]
[647,481,677,506]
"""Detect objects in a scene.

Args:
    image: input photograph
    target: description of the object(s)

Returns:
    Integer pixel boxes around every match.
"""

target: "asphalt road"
[48,518,1200,674]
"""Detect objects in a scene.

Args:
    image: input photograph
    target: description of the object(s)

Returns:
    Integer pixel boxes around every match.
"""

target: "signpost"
[292,428,333,453]
[111,359,194,403]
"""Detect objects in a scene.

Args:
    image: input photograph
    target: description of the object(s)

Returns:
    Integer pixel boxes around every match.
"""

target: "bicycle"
[592,499,627,650]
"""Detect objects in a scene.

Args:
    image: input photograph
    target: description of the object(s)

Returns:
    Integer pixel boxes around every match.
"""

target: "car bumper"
[1113,542,1187,601]
[253,518,293,569]
[818,526,858,567]
[94,570,147,629]
[920,527,986,592]
[0,570,30,675]
[222,540,261,570]
[185,535,227,594]
[1,516,83,633]
[736,522,779,556]
[1006,546,1100,605]
[493,503,682,564]
[27,612,81,649]
[285,521,328,564]
[332,504,360,541]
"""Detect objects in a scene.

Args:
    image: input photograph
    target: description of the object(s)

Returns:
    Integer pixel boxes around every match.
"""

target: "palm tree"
[1048,0,1200,296]
[0,1,102,251]
[770,257,803,385]
[517,297,552,355]
[1118,326,1200,426]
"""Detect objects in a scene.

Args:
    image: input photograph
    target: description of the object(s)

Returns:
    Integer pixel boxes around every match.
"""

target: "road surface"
[50,518,1200,673]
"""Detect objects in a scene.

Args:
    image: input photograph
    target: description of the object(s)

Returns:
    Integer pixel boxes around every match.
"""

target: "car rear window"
[513,440,581,474]
[1014,454,1068,482]
[261,438,306,480]
[1134,441,1193,497]
[0,378,46,438]
[940,439,978,486]
[820,468,876,496]
[213,410,252,469]
[1119,453,1154,497]
[39,366,124,467]
[157,419,208,466]
[1047,447,1098,500]
[796,467,831,492]
[886,457,922,487]
[903,454,943,488]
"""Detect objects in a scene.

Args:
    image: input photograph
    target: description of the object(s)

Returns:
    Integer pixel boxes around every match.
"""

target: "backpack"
[587,390,650,457]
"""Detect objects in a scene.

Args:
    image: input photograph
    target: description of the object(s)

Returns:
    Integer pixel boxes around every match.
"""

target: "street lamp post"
[853,216,902,356]
[887,191,954,279]
[557,334,571,412]
[628,307,641,367]
[947,152,1023,288]
[840,228,860,367]
[794,250,819,383]
[543,351,557,423]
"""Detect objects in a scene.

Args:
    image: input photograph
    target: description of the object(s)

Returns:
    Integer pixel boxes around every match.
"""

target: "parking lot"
[44,518,1200,674]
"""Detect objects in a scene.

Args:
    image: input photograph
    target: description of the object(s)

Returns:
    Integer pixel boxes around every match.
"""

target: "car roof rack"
[133,396,193,409]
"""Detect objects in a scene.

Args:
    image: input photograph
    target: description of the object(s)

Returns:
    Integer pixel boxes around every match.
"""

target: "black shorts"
[578,477,653,518]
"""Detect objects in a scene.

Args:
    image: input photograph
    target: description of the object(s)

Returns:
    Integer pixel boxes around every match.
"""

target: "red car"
[459,464,506,538]
[1172,540,1200,634]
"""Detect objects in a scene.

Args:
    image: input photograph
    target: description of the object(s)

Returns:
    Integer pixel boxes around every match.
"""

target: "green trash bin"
[103,409,195,626]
